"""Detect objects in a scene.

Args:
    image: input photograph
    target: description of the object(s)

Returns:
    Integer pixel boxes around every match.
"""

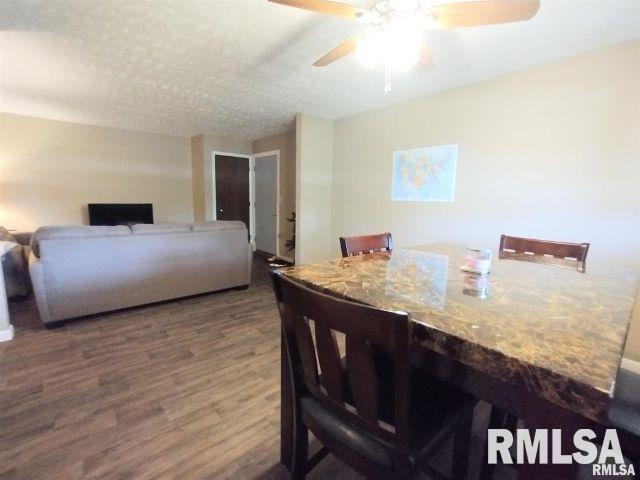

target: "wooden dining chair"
[482,234,593,479]
[271,271,476,480]
[499,235,590,265]
[339,232,393,257]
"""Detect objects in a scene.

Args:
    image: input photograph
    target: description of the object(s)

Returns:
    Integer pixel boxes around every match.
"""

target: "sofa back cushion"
[131,223,191,235]
[31,225,131,258]
[31,221,248,257]
[191,221,246,232]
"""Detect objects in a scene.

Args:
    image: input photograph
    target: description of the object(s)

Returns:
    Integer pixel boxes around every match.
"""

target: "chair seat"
[301,375,476,470]
[302,397,395,468]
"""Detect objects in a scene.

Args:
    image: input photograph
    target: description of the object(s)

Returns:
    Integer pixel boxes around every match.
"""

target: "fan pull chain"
[384,64,392,93]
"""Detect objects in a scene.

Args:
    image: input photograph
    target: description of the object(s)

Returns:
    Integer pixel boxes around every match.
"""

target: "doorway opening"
[212,150,281,257]
[253,151,279,257]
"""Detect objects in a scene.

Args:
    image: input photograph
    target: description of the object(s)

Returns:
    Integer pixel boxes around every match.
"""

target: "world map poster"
[391,144,458,202]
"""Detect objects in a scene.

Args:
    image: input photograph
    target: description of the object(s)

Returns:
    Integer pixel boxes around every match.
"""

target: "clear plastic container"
[461,248,492,275]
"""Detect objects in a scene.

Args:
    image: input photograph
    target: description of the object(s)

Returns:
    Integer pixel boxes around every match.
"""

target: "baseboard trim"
[0,324,14,342]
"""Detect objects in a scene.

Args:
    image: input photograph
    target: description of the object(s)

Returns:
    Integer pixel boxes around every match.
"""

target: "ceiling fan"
[268,0,540,91]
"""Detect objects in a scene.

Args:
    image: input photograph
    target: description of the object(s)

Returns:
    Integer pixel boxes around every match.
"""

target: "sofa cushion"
[191,221,246,232]
[131,223,191,235]
[1,240,31,298]
[31,225,131,258]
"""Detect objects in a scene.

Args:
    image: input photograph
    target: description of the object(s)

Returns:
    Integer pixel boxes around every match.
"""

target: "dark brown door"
[214,155,250,233]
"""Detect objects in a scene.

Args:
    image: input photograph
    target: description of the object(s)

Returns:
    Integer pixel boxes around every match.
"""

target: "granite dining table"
[277,243,640,471]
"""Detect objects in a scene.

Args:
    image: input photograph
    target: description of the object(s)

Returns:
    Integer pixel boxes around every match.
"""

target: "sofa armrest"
[29,252,51,322]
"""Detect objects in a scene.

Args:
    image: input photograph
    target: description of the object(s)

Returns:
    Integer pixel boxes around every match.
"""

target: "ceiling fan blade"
[268,0,364,20]
[426,0,540,28]
[313,35,363,66]
[414,43,434,73]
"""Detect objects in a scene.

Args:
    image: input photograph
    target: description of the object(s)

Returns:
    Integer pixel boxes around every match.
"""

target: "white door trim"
[253,150,280,258]
[212,151,254,249]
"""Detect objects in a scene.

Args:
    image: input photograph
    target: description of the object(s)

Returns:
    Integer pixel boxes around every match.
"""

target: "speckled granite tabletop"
[281,243,639,422]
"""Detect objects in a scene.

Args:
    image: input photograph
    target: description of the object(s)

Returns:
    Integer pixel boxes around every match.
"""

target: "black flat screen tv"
[88,203,154,226]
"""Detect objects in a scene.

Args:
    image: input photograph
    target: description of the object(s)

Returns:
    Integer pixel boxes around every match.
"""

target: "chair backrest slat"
[346,336,379,422]
[278,279,398,347]
[499,235,590,263]
[272,271,411,449]
[314,322,345,403]
[292,311,318,385]
[340,233,393,257]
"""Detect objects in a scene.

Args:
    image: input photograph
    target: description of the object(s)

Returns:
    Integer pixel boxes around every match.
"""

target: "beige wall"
[332,40,640,267]
[0,112,193,230]
[253,127,296,260]
[296,113,334,265]
[330,40,640,360]
[191,134,205,222]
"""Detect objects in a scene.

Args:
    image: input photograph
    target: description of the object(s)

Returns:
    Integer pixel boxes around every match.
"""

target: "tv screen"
[88,203,153,226]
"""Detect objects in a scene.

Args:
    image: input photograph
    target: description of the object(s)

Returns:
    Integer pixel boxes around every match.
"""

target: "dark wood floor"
[0,255,491,480]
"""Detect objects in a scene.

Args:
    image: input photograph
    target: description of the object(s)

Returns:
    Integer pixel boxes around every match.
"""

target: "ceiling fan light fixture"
[356,31,383,68]
[386,29,422,72]
[356,18,422,73]
[356,10,382,26]
[389,0,420,14]
[372,0,393,15]
[271,0,541,90]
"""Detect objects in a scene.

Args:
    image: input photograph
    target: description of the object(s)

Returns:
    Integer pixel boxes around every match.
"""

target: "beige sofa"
[29,221,252,324]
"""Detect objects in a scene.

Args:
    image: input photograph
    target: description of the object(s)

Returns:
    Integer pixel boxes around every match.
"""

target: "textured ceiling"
[1,0,639,140]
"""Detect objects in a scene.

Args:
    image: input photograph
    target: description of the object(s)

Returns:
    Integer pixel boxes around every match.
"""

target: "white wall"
[0,113,193,230]
[331,40,640,270]
[296,113,334,264]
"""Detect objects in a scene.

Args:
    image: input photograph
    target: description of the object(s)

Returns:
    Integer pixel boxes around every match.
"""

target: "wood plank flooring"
[0,256,489,480]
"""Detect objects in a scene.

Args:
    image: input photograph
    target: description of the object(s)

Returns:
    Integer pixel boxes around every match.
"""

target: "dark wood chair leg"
[281,332,294,470]
[452,409,474,480]
[291,408,309,480]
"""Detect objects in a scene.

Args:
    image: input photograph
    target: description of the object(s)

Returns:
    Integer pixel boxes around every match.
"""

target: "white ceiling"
[1,0,639,141]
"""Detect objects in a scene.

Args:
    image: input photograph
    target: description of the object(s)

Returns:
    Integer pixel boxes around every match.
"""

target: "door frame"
[253,150,281,259]
[212,151,254,248]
